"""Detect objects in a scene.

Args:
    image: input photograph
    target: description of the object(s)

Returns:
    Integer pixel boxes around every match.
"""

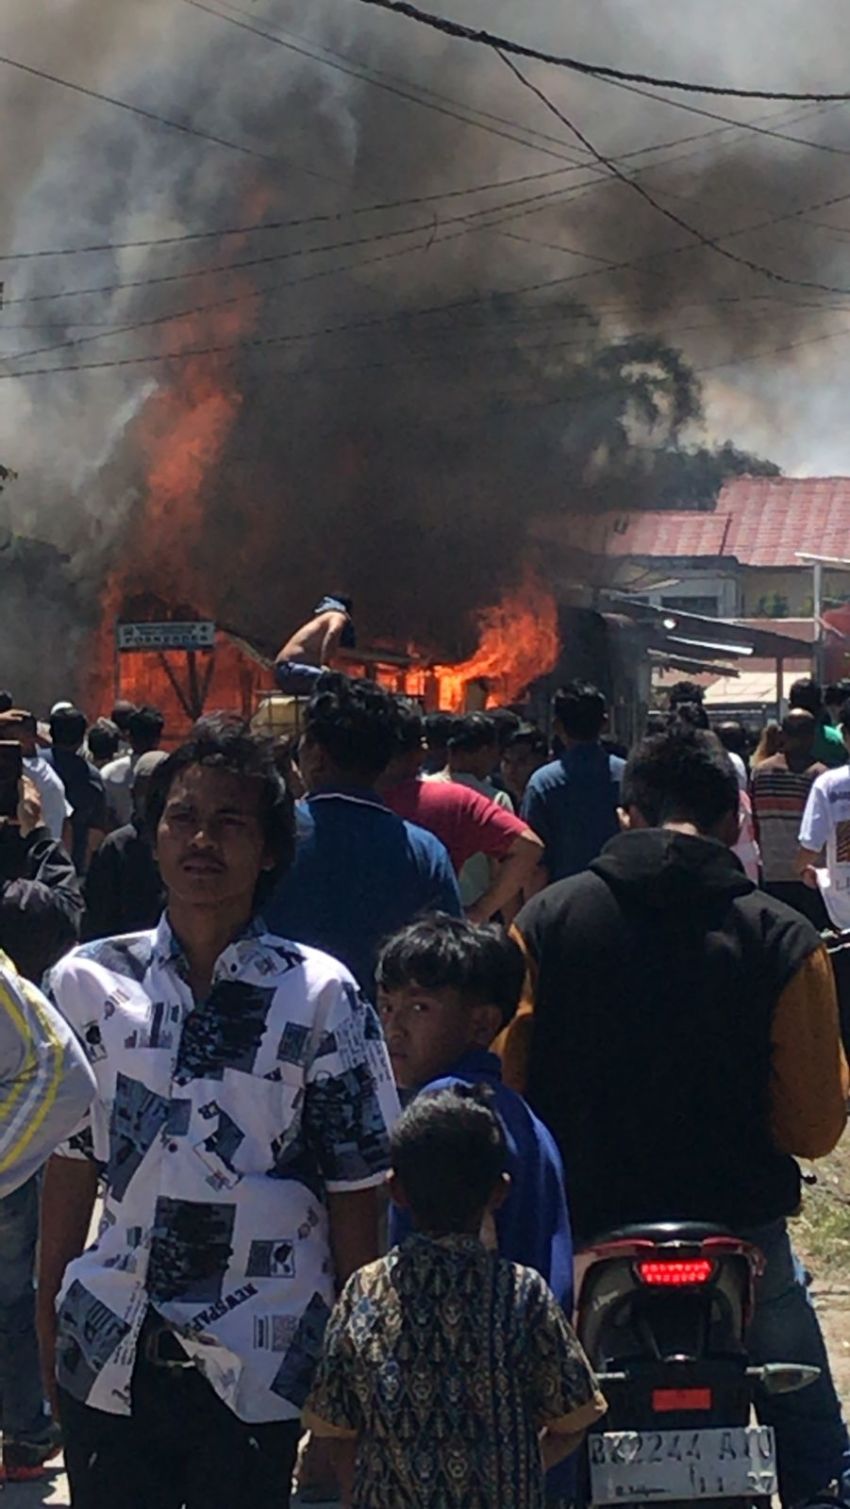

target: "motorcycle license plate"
[589,1425,777,1503]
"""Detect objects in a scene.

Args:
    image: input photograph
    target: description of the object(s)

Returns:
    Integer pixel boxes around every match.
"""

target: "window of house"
[660,595,720,616]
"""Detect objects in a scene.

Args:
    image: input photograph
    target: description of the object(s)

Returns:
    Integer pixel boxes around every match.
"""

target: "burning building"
[108,566,562,742]
[3,1,850,714]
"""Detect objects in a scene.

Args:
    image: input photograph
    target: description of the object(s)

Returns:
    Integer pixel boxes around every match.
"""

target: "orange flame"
[435,569,560,711]
[83,188,276,717]
[85,311,248,714]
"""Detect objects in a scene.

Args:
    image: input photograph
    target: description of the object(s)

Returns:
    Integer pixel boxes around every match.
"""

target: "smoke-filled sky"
[4,0,850,691]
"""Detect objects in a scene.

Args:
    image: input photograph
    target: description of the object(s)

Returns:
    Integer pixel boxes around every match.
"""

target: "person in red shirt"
[378,700,545,922]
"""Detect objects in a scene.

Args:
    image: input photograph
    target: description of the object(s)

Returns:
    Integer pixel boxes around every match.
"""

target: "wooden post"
[776,656,784,720]
[186,651,202,721]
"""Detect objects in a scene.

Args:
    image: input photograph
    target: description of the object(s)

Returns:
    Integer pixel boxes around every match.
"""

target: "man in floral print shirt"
[38,716,399,1509]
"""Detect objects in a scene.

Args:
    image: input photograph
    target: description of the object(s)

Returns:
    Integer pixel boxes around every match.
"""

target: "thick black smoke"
[1,0,849,694]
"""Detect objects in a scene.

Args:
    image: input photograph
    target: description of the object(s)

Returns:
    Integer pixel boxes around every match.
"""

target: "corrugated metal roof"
[599,512,730,558]
[722,477,850,567]
[541,477,850,568]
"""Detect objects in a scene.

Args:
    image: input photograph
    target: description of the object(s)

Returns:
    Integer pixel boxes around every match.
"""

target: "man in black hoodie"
[508,726,850,1509]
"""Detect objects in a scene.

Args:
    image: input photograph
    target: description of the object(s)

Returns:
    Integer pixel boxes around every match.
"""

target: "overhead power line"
[597,77,850,160]
[0,48,335,181]
[0,180,593,309]
[4,76,841,262]
[350,0,850,102]
[178,0,587,165]
[5,303,850,386]
[498,53,850,303]
[183,0,850,170]
[33,307,832,388]
[9,167,850,372]
[6,175,655,366]
[196,0,590,156]
[0,165,603,264]
[10,92,844,306]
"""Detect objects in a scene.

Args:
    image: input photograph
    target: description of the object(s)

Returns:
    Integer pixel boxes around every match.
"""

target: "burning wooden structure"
[104,566,564,740]
[102,572,808,749]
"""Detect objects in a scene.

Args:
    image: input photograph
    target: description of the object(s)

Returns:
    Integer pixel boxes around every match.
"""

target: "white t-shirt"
[728,752,748,792]
[799,764,850,929]
[24,754,72,842]
[100,752,135,827]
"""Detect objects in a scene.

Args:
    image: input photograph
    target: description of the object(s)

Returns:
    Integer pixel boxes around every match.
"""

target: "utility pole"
[796,553,850,685]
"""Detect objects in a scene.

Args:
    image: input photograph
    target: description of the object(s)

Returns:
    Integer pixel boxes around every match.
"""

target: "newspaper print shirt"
[48,916,399,1423]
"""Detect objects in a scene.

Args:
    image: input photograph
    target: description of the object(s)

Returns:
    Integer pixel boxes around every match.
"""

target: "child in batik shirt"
[304,1088,606,1509]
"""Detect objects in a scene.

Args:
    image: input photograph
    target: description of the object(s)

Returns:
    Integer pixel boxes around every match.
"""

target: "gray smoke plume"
[2,0,850,702]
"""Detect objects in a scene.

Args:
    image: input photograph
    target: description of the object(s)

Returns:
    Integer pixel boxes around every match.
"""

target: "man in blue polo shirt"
[522,681,625,881]
[265,676,461,989]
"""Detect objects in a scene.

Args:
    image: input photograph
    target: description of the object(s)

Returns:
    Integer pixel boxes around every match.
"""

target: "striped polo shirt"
[751,754,826,883]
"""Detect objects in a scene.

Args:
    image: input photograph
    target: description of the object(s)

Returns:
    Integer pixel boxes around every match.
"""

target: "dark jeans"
[60,1351,300,1509]
[274,660,323,697]
[745,1219,850,1507]
[0,1175,49,1438]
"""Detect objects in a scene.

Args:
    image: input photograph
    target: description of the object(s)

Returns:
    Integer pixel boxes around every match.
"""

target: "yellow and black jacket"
[501,828,848,1243]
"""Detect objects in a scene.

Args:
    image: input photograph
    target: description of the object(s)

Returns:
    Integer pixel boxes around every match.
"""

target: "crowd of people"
[1,634,850,1508]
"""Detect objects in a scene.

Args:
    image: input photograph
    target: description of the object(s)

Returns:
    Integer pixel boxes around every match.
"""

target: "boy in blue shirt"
[377,913,573,1310]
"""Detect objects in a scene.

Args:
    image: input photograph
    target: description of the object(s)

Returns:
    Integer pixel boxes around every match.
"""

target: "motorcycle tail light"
[636,1259,715,1286]
[653,1387,713,1412]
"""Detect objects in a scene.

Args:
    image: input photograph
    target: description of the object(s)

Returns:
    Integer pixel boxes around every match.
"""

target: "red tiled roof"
[541,477,850,568]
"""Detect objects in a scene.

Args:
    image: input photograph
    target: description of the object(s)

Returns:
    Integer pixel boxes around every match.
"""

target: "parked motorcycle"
[575,1221,818,1508]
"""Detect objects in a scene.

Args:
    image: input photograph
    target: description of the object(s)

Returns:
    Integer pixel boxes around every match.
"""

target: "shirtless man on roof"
[274,594,356,696]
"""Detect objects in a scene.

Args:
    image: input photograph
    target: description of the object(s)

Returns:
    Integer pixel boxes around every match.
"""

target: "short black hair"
[552,680,607,741]
[488,708,522,751]
[668,680,705,709]
[377,914,525,1029]
[146,714,295,880]
[623,726,740,831]
[390,1086,507,1234]
[670,700,710,732]
[1,711,36,735]
[825,679,850,708]
[315,593,354,615]
[781,709,816,743]
[128,704,165,753]
[304,673,400,781]
[447,713,497,754]
[789,678,824,715]
[840,698,850,735]
[504,724,548,760]
[111,700,137,734]
[88,717,120,764]
[50,706,87,749]
[0,692,13,715]
[424,712,456,751]
[393,698,425,756]
[715,720,749,757]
